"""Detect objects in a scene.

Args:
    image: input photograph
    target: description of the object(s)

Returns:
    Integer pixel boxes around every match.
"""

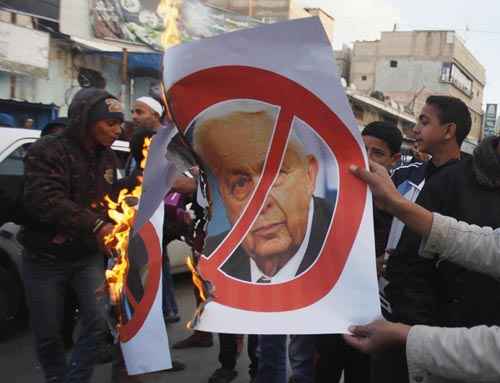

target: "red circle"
[169,66,367,312]
[119,221,162,342]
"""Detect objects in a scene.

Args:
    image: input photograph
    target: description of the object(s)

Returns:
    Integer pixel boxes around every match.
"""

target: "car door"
[0,139,36,204]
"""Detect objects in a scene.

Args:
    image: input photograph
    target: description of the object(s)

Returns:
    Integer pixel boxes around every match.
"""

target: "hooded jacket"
[20,88,135,258]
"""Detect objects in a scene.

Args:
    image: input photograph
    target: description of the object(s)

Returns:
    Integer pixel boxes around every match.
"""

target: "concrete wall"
[453,37,486,85]
[334,46,350,81]
[60,0,92,39]
[378,31,454,59]
[375,59,448,96]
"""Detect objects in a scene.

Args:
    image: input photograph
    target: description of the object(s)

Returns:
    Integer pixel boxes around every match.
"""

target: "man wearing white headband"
[132,96,164,131]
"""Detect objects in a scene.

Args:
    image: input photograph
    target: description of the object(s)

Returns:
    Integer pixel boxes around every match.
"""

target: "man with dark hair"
[425,95,472,146]
[20,88,132,383]
[376,96,500,383]
[362,121,403,171]
[41,117,68,137]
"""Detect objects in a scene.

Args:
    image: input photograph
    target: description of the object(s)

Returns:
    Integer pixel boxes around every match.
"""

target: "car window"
[0,143,32,176]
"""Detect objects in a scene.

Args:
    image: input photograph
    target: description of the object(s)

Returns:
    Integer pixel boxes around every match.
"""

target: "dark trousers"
[256,335,287,383]
[161,251,178,316]
[289,335,316,383]
[219,333,258,378]
[23,251,106,383]
[315,334,371,383]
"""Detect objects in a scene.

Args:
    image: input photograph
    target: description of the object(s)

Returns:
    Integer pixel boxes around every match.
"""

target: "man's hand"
[343,320,411,354]
[349,161,404,215]
[172,176,197,195]
[96,223,115,256]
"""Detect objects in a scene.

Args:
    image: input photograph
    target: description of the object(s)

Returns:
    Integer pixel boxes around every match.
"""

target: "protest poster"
[118,126,178,374]
[159,17,381,334]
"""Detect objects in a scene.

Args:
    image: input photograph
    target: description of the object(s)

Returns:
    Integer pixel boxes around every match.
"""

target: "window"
[361,75,367,81]
[0,143,31,176]
[440,63,473,96]
[390,60,398,68]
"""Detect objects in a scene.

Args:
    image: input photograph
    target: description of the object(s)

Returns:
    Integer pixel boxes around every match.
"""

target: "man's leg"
[208,333,238,383]
[315,335,345,383]
[289,335,316,383]
[162,252,179,322]
[65,254,105,383]
[23,254,67,383]
[343,340,371,383]
[247,335,259,381]
[172,285,213,349]
[256,335,287,383]
[62,288,78,350]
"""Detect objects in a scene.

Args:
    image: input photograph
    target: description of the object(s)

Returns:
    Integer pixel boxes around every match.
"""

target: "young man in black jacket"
[20,88,134,383]
[379,96,500,383]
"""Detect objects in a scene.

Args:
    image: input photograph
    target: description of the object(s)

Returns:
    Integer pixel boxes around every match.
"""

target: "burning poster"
[91,0,262,50]
[160,17,381,334]
[105,126,178,374]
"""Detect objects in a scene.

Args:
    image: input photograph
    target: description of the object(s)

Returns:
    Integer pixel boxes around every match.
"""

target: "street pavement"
[0,273,254,383]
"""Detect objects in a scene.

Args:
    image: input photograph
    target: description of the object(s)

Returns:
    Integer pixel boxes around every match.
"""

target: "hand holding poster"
[158,17,381,334]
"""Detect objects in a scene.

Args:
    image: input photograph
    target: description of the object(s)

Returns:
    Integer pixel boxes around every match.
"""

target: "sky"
[298,0,500,107]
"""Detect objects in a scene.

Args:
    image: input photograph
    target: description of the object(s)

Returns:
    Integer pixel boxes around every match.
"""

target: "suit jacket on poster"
[205,196,334,282]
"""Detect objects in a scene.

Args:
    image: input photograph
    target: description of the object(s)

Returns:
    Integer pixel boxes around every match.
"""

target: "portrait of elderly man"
[193,103,335,284]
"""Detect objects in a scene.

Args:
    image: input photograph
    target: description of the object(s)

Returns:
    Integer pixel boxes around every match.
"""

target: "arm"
[345,321,500,383]
[350,162,500,278]
[23,142,101,238]
[350,163,433,237]
[420,213,500,279]
[407,325,500,382]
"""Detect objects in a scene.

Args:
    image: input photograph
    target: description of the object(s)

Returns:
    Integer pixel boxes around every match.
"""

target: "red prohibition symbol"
[119,221,162,342]
[169,66,367,312]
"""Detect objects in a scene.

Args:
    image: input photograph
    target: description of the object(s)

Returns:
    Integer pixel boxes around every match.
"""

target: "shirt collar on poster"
[250,198,314,284]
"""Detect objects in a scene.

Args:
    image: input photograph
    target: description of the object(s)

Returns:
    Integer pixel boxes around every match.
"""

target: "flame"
[157,0,181,49]
[186,255,206,302]
[104,138,152,309]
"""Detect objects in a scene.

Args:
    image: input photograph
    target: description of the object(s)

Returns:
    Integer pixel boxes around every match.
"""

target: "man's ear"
[444,123,457,142]
[306,155,319,194]
[390,153,401,168]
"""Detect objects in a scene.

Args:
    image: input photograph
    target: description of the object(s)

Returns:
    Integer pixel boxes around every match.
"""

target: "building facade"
[350,30,486,143]
[207,0,334,42]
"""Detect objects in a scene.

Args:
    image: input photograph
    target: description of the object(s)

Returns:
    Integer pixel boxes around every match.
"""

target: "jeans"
[289,335,316,383]
[23,251,106,383]
[256,335,287,383]
[162,251,178,316]
[218,333,258,378]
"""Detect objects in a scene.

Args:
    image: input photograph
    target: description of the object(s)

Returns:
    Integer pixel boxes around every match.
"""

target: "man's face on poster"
[195,110,318,261]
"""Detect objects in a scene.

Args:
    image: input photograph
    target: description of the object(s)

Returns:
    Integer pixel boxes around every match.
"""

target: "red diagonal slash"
[205,109,294,272]
[169,66,367,312]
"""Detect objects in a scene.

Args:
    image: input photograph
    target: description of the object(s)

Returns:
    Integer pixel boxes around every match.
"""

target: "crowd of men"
[2,85,500,383]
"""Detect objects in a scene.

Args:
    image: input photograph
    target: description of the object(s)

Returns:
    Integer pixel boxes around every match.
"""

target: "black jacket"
[20,88,136,258]
[205,196,334,282]
[386,137,500,327]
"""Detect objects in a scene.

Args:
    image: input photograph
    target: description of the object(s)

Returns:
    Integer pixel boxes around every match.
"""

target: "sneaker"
[166,360,186,372]
[208,368,238,383]
[173,331,213,349]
